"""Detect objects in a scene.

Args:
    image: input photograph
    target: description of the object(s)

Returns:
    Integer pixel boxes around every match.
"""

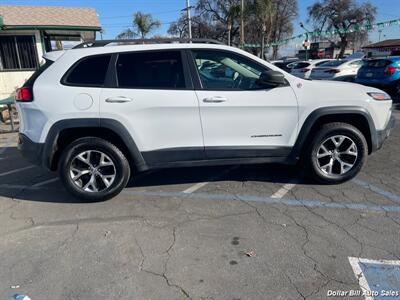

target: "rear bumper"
[18,133,44,167]
[374,115,395,152]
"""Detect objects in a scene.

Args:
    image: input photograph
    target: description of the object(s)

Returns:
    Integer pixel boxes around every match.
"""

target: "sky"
[1,0,400,55]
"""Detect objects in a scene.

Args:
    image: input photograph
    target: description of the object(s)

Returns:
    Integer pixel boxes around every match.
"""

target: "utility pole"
[240,0,244,48]
[300,22,311,60]
[186,0,192,40]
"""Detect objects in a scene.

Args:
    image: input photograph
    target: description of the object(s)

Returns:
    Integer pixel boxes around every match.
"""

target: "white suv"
[16,40,395,201]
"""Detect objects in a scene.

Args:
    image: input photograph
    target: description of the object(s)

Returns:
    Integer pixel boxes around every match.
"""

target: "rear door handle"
[105,96,133,103]
[203,96,227,103]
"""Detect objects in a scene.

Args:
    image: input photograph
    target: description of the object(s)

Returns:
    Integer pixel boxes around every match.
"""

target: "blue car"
[356,57,400,96]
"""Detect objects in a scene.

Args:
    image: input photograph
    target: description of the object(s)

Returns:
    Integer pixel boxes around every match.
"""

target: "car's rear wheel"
[306,123,368,184]
[59,137,130,201]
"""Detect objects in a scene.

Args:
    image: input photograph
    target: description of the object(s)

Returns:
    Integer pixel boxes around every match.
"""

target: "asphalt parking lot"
[0,106,400,300]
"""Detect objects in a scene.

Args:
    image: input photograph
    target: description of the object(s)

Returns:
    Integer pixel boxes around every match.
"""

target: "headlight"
[367,92,392,101]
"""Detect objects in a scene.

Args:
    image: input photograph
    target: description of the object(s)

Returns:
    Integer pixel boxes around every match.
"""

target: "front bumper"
[374,115,395,151]
[18,133,44,166]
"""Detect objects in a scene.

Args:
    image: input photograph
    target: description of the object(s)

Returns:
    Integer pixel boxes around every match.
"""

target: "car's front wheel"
[306,122,368,184]
[59,137,130,201]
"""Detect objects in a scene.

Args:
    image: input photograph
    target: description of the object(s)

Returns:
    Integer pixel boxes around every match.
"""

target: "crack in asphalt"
[141,227,191,299]
[285,273,306,300]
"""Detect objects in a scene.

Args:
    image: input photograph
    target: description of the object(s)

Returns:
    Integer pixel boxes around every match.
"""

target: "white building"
[0,5,101,100]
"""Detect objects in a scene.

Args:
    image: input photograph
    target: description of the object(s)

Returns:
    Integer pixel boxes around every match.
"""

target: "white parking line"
[271,182,297,199]
[182,166,238,194]
[0,165,35,177]
[32,177,59,187]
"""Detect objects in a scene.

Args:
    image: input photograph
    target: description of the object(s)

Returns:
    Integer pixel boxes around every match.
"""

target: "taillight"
[325,69,341,74]
[384,66,399,75]
[15,87,33,102]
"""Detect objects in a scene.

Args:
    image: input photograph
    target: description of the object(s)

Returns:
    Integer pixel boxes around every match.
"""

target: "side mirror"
[257,70,286,87]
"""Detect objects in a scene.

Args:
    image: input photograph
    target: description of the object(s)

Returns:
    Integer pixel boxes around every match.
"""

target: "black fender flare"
[42,118,147,171]
[290,106,378,160]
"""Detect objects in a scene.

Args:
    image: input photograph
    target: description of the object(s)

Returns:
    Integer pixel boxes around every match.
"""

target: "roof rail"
[73,38,223,49]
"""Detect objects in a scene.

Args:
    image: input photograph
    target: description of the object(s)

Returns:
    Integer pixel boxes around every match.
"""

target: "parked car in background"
[272,59,299,73]
[290,59,333,79]
[310,59,364,80]
[356,57,400,96]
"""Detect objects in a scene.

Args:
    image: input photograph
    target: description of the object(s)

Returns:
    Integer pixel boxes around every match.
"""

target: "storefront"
[0,5,102,100]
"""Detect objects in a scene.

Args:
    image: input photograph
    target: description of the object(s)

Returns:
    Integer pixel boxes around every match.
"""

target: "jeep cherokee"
[16,39,395,201]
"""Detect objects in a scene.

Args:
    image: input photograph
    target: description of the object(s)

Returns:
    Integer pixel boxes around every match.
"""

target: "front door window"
[191,50,270,90]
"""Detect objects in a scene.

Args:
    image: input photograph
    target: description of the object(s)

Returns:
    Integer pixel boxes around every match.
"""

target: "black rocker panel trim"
[141,146,292,168]
[205,146,291,159]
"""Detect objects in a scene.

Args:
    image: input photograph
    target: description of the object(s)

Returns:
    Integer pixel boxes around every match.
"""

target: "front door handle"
[105,96,133,103]
[203,96,227,103]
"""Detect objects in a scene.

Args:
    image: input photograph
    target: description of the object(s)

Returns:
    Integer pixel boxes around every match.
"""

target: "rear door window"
[364,60,392,68]
[63,55,111,87]
[116,51,186,89]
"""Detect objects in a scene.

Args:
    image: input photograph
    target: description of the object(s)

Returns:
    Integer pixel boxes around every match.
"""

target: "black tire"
[59,137,130,201]
[305,122,368,184]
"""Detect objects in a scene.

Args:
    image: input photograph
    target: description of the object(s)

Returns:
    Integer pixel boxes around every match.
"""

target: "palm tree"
[255,0,274,58]
[132,12,161,39]
[222,4,241,46]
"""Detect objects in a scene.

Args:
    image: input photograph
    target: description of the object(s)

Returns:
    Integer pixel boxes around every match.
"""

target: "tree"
[167,0,298,59]
[244,0,297,58]
[168,13,188,38]
[308,0,376,58]
[132,12,161,39]
[270,0,298,59]
[254,0,274,58]
[117,12,161,39]
[195,0,241,45]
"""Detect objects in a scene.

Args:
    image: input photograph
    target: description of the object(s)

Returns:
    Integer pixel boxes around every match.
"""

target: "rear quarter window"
[62,54,111,87]
[24,59,53,88]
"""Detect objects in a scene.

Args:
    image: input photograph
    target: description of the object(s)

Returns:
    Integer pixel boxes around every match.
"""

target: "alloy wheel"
[316,135,358,176]
[69,150,116,192]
